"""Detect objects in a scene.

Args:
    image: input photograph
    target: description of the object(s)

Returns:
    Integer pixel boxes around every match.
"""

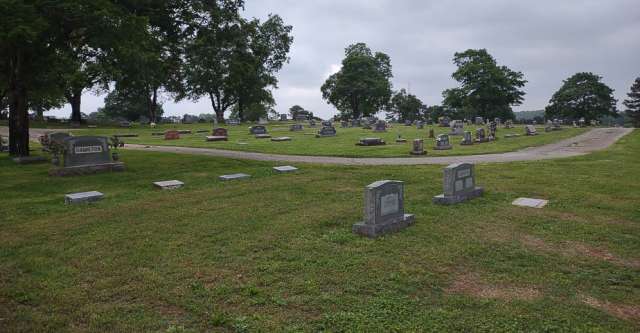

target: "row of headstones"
[63,162,486,239]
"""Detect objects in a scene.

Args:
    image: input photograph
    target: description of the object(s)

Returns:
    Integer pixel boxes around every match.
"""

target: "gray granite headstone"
[434,134,452,150]
[316,126,336,137]
[461,131,474,145]
[219,173,251,181]
[290,124,303,131]
[373,120,387,132]
[525,125,538,136]
[449,120,464,136]
[65,191,104,204]
[352,180,415,238]
[356,138,386,146]
[433,163,484,205]
[249,125,267,135]
[410,139,425,155]
[62,136,111,167]
[475,117,484,125]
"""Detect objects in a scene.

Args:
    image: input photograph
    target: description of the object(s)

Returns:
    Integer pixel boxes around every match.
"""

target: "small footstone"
[273,165,298,173]
[153,180,184,190]
[65,191,104,204]
[255,134,272,139]
[512,197,548,208]
[219,173,251,181]
[271,137,292,142]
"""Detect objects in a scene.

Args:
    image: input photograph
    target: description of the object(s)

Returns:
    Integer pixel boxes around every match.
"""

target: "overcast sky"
[49,0,640,120]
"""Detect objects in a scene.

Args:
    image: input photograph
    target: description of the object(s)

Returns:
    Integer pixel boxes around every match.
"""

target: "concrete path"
[1,127,632,165]
[123,128,633,165]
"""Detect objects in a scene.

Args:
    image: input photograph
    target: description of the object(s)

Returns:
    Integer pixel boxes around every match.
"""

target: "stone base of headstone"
[254,134,271,139]
[153,180,184,190]
[395,138,407,143]
[49,162,125,177]
[410,150,426,155]
[206,136,228,141]
[460,141,474,146]
[271,137,292,142]
[178,130,192,134]
[433,145,452,150]
[196,130,209,133]
[13,156,48,164]
[504,134,520,138]
[315,134,336,138]
[151,132,165,136]
[432,187,484,205]
[356,138,385,146]
[114,134,139,138]
[352,214,415,238]
[475,138,491,143]
[65,191,104,204]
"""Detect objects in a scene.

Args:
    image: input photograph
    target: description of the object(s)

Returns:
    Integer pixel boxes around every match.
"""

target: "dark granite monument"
[316,125,337,138]
[49,136,125,176]
[356,138,386,146]
[206,128,228,141]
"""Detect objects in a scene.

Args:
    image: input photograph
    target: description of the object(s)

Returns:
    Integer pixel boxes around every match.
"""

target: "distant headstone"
[279,114,287,121]
[578,118,586,127]
[504,120,514,129]
[249,125,267,135]
[206,128,228,141]
[316,125,337,138]
[0,135,7,152]
[449,120,464,136]
[65,191,104,204]
[410,139,425,155]
[153,180,184,190]
[438,116,451,127]
[165,130,180,140]
[255,134,272,139]
[475,117,484,125]
[351,119,361,127]
[404,119,412,126]
[494,118,501,126]
[258,118,268,125]
[356,138,386,146]
[475,128,489,143]
[273,165,298,173]
[321,120,332,127]
[290,124,303,131]
[226,119,240,125]
[178,130,192,135]
[525,125,538,136]
[219,173,251,181]
[352,180,415,238]
[373,120,387,132]
[416,121,424,129]
[433,163,484,205]
[434,134,452,150]
[504,133,521,138]
[308,119,316,127]
[119,121,131,128]
[572,121,578,128]
[460,131,474,145]
[341,121,349,128]
[488,122,497,139]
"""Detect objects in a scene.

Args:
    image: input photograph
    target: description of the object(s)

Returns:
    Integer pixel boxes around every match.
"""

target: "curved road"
[1,127,631,165]
[122,128,633,165]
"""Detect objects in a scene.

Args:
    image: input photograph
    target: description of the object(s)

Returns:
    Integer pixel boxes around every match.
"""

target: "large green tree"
[385,89,425,122]
[623,76,640,127]
[321,43,393,119]
[545,72,617,121]
[442,49,526,120]
[98,89,164,122]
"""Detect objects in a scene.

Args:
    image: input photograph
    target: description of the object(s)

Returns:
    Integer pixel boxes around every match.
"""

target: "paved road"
[124,128,633,165]
[1,127,632,165]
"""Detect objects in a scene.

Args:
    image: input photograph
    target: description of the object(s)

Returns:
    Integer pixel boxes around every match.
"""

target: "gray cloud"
[50,0,640,119]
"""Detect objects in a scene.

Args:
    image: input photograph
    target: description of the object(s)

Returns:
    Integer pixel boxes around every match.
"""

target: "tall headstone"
[410,139,425,155]
[461,131,474,145]
[352,180,415,238]
[434,134,452,150]
[373,120,387,132]
[433,163,484,205]
[279,114,287,121]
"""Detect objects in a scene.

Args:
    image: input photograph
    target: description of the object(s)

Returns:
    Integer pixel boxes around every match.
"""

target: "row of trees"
[1,0,293,156]
[320,43,639,127]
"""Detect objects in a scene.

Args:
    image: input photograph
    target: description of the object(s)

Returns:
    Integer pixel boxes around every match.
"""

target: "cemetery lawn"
[66,123,588,158]
[1,130,638,332]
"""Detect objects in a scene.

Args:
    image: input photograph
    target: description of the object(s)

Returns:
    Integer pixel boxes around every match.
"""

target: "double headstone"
[434,134,452,150]
[50,136,125,176]
[316,125,337,138]
[352,180,415,238]
[206,128,228,141]
[433,163,484,205]
[250,125,270,138]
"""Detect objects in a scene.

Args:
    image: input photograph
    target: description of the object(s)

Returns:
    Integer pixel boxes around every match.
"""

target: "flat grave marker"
[219,173,251,181]
[65,191,104,204]
[273,165,298,173]
[153,180,184,190]
[512,197,548,208]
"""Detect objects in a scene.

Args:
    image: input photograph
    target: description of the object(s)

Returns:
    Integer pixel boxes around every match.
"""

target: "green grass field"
[0,130,638,332]
[56,122,588,158]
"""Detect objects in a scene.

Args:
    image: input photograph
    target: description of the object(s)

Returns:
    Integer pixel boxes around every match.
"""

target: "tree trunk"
[8,52,30,157]
[68,88,83,123]
[209,92,224,123]
[149,87,158,123]
[237,97,244,122]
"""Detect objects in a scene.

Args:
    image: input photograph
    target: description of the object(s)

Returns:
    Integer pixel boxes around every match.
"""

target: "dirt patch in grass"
[446,271,542,301]
[580,295,640,323]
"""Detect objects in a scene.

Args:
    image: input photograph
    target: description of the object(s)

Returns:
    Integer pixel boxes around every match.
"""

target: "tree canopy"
[385,89,425,122]
[98,89,164,122]
[545,72,618,121]
[623,76,640,127]
[321,43,393,119]
[442,49,526,120]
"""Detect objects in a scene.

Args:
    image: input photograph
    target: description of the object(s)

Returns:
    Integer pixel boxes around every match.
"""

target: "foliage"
[623,76,640,127]
[442,49,525,120]
[385,89,426,122]
[321,43,393,119]
[545,72,618,121]
[98,89,164,122]
[289,105,312,119]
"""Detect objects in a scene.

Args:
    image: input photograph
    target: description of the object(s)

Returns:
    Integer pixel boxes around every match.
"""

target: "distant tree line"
[1,0,292,156]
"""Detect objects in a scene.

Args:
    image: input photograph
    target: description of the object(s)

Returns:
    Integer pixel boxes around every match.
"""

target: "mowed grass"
[0,130,638,332]
[63,122,588,158]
